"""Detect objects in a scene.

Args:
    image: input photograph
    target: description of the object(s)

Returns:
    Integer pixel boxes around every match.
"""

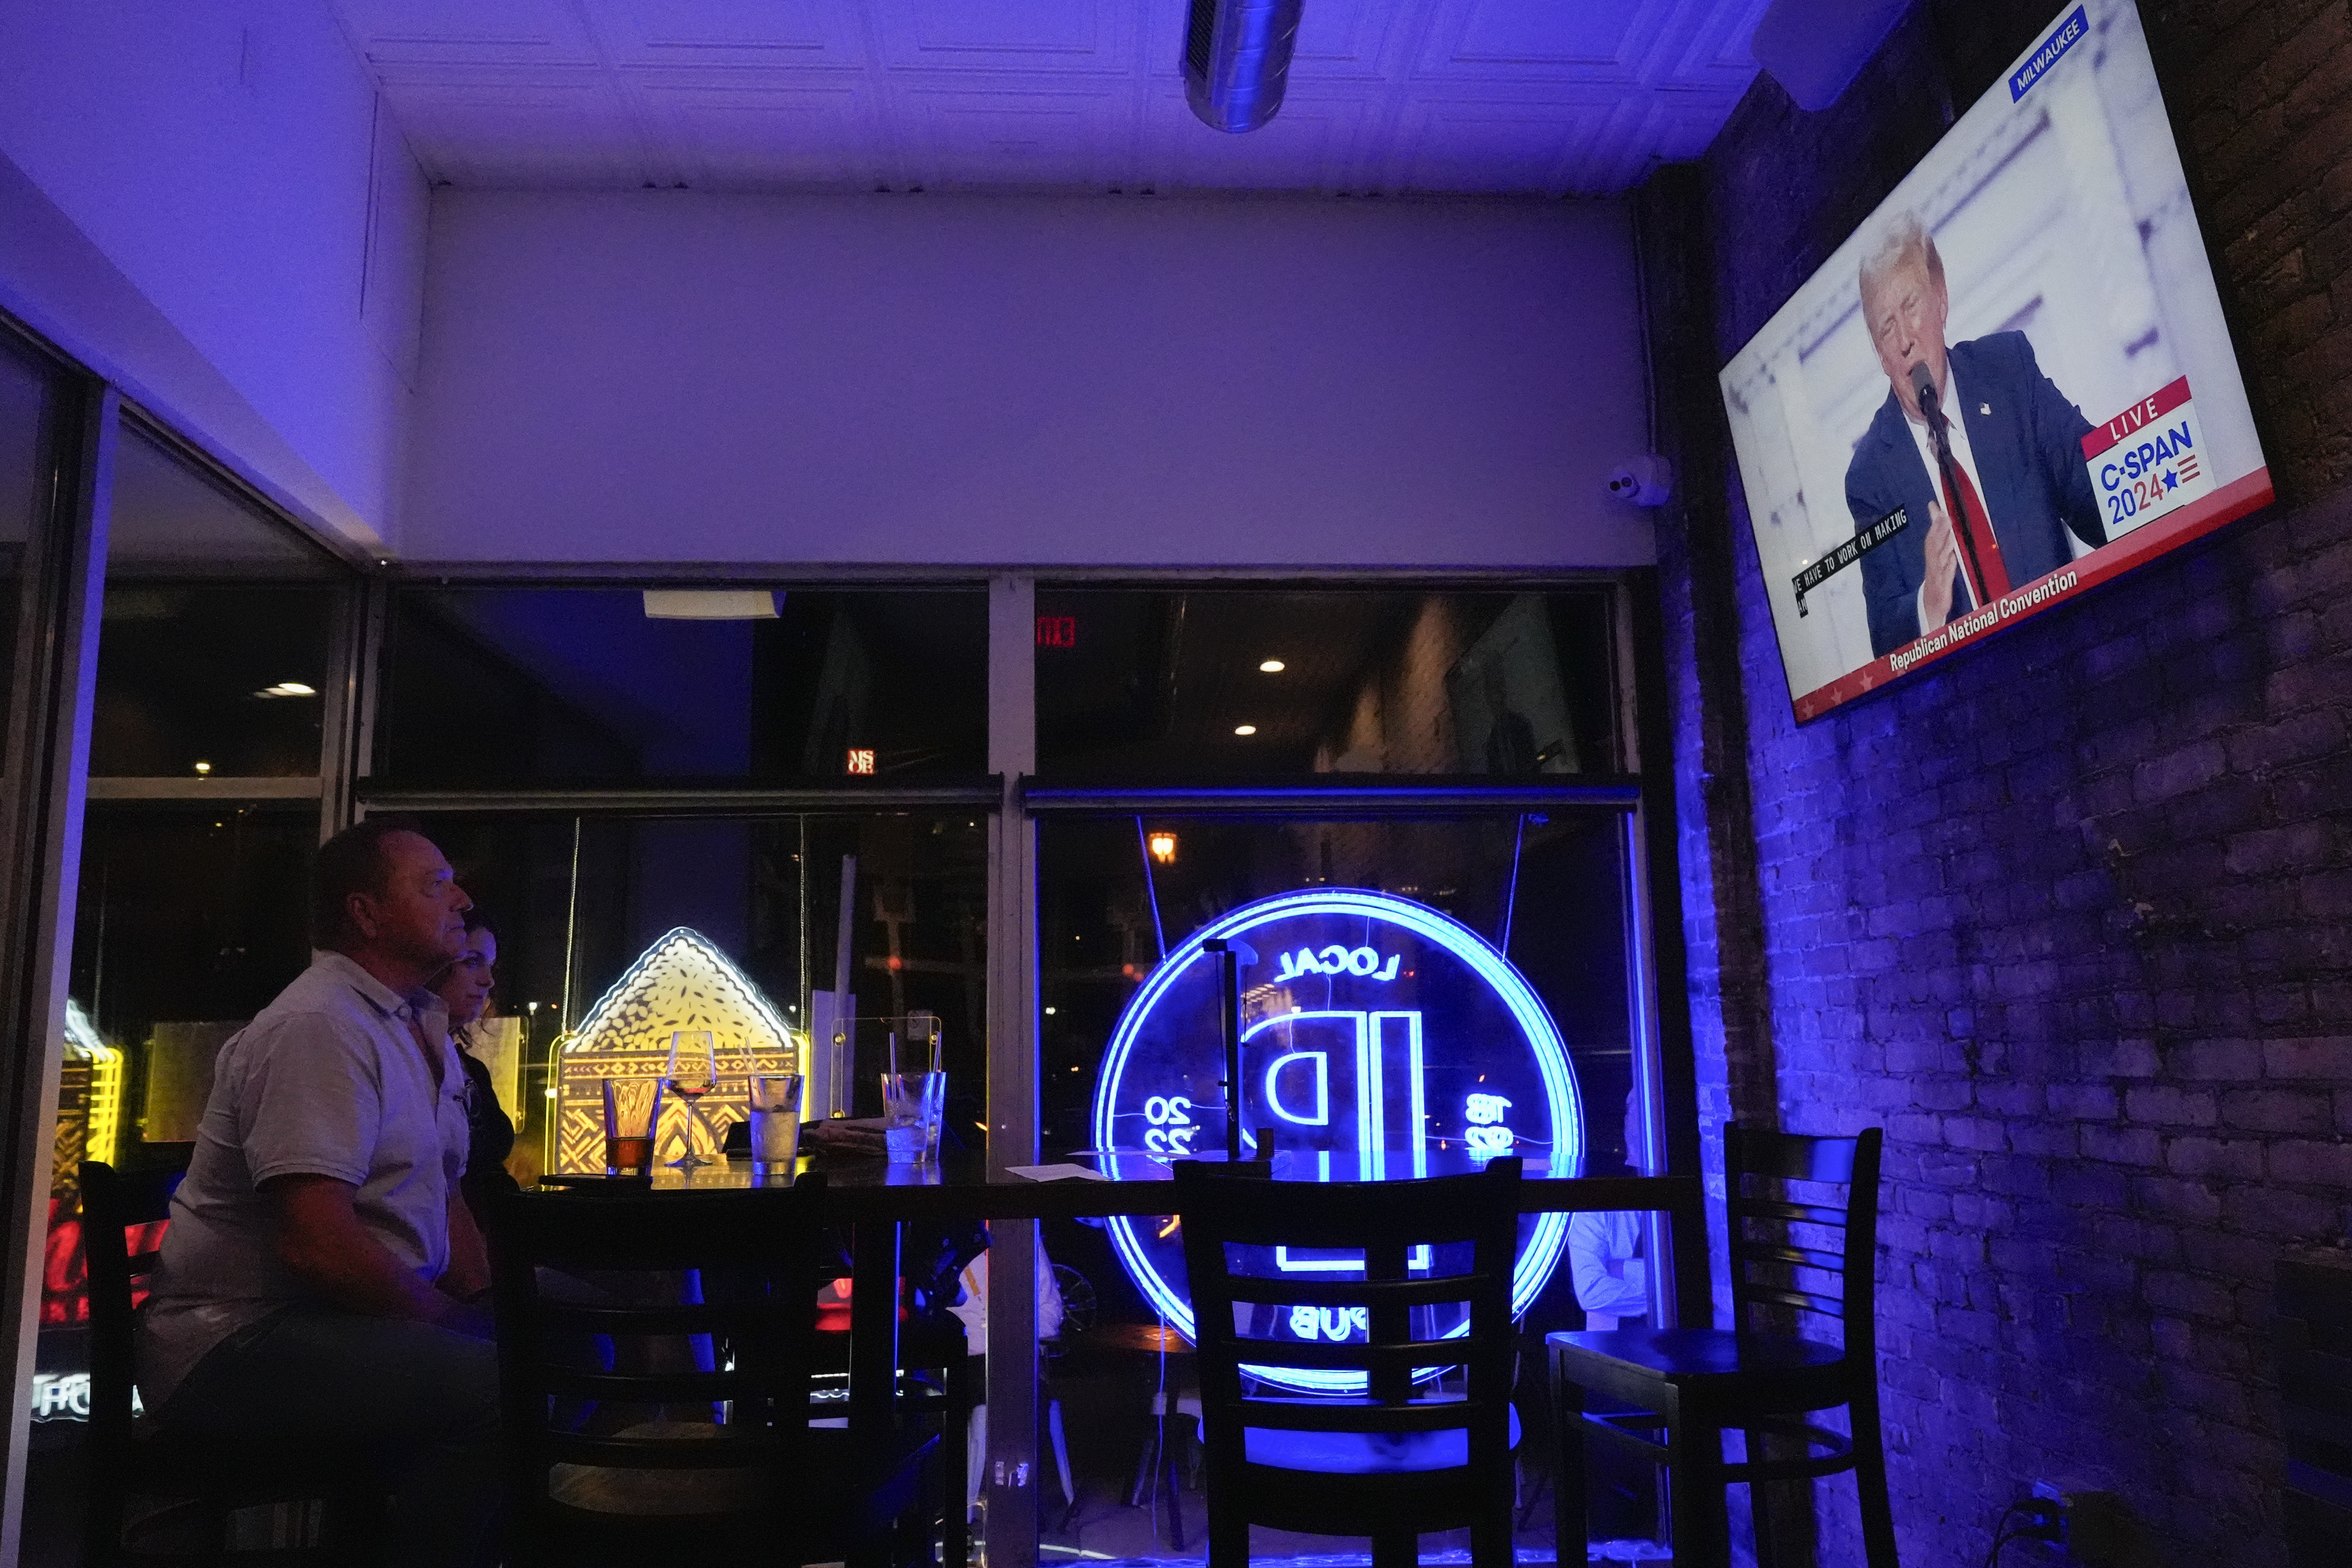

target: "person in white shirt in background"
[1568,1090,1652,1329]
[1563,1088,1661,1550]
[949,1231,1066,1518]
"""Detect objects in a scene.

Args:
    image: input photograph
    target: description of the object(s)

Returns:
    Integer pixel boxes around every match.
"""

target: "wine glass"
[663,1030,720,1169]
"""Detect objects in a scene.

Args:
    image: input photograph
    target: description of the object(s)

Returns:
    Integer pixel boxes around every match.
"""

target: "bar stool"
[485,1178,938,1568]
[1175,1156,1525,1568]
[1546,1125,1896,1566]
[80,1158,384,1566]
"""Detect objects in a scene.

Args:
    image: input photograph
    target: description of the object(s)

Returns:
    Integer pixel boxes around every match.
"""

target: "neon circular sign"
[1089,889,1585,1393]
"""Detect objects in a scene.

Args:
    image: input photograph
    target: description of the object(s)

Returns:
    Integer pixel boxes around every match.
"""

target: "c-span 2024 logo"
[2083,376,2211,540]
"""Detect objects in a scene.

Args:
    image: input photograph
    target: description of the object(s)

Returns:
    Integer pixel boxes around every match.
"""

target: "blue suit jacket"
[1847,331,2106,659]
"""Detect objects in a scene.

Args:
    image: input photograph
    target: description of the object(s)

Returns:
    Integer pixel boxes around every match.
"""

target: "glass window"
[0,332,64,750]
[401,810,989,1186]
[107,423,340,579]
[376,587,990,786]
[93,426,343,778]
[91,587,334,777]
[1030,805,1651,1563]
[35,416,348,1518]
[67,803,321,1139]
[6,333,73,1546]
[1035,587,1621,777]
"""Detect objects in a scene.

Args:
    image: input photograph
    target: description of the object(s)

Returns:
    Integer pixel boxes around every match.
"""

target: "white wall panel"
[630,76,889,190]
[333,0,603,67]
[328,0,1763,199]
[379,70,659,187]
[895,85,1136,189]
[0,0,425,548]
[869,0,1141,76]
[404,190,1653,571]
[599,0,862,66]
[1146,88,1378,194]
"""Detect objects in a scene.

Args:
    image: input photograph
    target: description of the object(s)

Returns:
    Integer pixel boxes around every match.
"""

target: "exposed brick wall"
[1651,2,2352,1563]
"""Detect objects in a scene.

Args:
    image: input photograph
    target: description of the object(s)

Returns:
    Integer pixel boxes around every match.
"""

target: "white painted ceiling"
[329,0,1769,197]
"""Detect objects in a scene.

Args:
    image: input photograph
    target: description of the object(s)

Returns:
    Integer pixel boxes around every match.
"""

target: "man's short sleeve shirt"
[137,951,472,1411]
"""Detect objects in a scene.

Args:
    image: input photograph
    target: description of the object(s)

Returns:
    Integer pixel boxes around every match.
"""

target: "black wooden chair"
[1546,1124,1896,1566]
[1174,1156,1525,1568]
[80,1157,382,1566]
[485,1176,937,1568]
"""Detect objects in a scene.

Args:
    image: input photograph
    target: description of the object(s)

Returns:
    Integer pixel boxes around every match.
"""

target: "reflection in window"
[91,587,333,777]
[1031,810,1642,1561]
[108,423,340,578]
[549,925,801,1173]
[0,331,64,753]
[410,811,989,1185]
[376,587,989,785]
[1035,587,1619,777]
[38,420,344,1489]
[94,425,343,779]
[68,804,320,1108]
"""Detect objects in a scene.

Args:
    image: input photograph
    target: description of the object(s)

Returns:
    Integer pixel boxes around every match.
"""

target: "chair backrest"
[79,1158,187,1460]
[485,1177,832,1530]
[1174,1157,1522,1464]
[1725,1124,1883,1361]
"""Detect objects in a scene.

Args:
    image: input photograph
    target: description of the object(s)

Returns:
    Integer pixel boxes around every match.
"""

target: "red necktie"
[1941,455,2011,609]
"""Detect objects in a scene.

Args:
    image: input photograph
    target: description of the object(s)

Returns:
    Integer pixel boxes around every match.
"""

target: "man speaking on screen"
[1846,211,2107,658]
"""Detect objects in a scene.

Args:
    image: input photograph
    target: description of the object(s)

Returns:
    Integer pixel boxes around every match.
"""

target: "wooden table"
[574,1153,1707,1568]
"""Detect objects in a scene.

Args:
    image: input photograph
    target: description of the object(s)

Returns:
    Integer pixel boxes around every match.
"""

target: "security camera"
[1606,455,1673,507]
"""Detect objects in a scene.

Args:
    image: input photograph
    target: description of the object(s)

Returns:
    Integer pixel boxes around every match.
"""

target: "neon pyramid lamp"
[551,927,803,1174]
[60,999,124,1175]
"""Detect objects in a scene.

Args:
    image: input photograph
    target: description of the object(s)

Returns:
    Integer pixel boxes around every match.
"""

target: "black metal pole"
[1204,939,1243,1161]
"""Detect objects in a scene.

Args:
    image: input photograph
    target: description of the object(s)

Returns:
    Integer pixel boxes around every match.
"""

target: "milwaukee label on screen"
[2010,5,2088,101]
[2083,376,2210,539]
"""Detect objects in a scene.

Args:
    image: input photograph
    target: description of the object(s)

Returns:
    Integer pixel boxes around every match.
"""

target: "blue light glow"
[1088,888,1585,1393]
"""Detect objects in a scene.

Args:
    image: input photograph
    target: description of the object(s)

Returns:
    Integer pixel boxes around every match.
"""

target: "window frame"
[0,305,1691,1568]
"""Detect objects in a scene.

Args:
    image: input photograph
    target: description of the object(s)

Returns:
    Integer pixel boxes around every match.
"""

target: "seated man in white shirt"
[139,818,499,1567]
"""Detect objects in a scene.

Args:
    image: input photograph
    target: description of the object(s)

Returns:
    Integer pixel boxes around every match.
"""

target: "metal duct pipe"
[1184,0,1305,134]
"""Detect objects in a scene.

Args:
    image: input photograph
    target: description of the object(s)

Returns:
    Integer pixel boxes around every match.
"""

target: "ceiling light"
[642,590,782,620]
[1258,659,1285,673]
[1233,724,1257,736]
[192,761,211,775]
[1147,831,1178,865]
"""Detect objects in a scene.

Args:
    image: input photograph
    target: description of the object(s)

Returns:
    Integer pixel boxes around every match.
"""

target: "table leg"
[849,1216,901,1568]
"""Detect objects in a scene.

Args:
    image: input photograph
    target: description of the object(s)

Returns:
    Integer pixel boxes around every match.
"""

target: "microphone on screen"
[1909,361,1941,427]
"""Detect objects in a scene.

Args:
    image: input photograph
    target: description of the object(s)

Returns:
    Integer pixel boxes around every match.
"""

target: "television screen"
[1721,0,2271,722]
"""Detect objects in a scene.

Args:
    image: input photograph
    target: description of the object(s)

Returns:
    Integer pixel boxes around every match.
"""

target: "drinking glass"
[748,1073,804,1168]
[663,1030,720,1170]
[880,1071,946,1163]
[601,1076,666,1175]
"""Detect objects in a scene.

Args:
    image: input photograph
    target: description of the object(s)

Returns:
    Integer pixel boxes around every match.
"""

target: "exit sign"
[1036,615,1077,649]
[845,748,876,776]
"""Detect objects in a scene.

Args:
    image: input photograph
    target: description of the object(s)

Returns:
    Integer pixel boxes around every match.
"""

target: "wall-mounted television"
[1721,0,2271,722]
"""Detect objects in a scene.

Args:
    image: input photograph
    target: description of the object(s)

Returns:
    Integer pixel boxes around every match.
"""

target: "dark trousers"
[161,1306,502,1567]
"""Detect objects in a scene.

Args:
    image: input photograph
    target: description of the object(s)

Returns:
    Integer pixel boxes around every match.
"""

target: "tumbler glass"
[601,1077,666,1175]
[880,1071,946,1163]
[748,1073,805,1168]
